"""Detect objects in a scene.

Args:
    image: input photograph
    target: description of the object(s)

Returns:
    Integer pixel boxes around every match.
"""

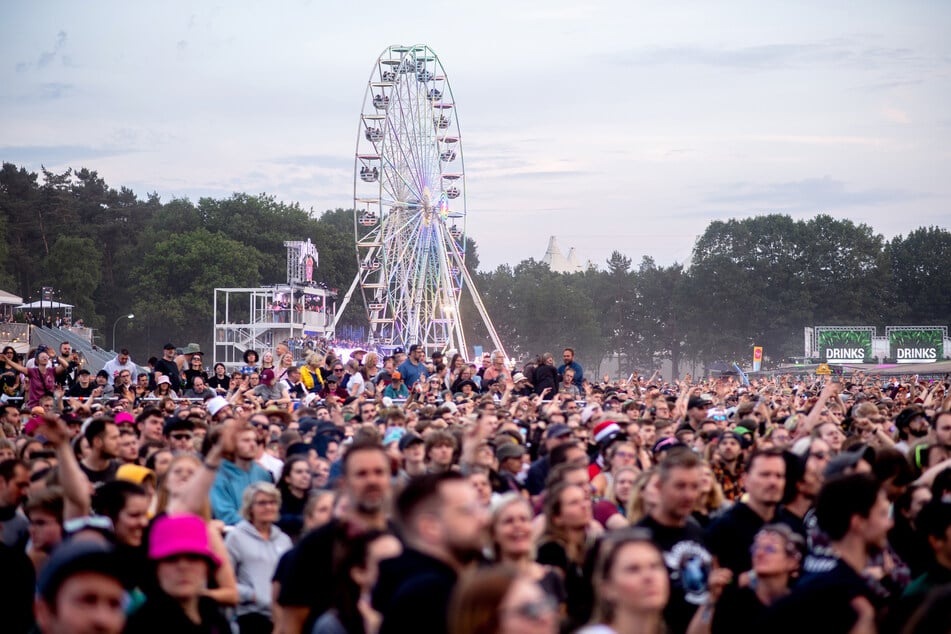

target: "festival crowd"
[0,338,950,634]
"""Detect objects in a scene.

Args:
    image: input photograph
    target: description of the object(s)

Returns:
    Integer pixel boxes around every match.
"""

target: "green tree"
[634,257,691,378]
[885,226,951,324]
[44,236,103,326]
[131,229,264,350]
[686,215,813,363]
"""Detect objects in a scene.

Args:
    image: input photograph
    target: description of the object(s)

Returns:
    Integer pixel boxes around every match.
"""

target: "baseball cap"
[824,444,876,480]
[163,343,176,350]
[496,443,525,461]
[37,540,127,603]
[688,396,712,410]
[391,371,402,380]
[398,432,425,451]
[546,423,572,439]
[723,430,751,449]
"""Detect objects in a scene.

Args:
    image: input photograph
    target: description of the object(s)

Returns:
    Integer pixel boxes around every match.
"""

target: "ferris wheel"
[350,44,504,356]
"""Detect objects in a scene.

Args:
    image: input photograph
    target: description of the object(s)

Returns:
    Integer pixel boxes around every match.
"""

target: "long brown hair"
[538,482,588,565]
[448,565,519,634]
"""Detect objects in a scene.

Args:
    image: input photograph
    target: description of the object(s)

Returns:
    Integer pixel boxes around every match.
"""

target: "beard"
[354,491,387,515]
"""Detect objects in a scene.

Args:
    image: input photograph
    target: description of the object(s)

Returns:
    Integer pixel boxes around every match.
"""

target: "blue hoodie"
[210,459,273,525]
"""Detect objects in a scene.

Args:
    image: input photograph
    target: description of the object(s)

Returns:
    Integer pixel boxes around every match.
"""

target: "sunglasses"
[750,543,783,556]
[502,597,557,622]
[171,434,193,441]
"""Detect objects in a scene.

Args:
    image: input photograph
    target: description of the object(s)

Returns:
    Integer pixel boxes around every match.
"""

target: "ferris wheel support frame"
[331,250,507,362]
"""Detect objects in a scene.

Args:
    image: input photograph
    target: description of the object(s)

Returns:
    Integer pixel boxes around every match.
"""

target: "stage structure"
[332,44,506,359]
[213,239,336,369]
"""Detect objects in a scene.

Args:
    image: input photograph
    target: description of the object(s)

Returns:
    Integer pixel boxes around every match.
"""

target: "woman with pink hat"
[125,514,232,632]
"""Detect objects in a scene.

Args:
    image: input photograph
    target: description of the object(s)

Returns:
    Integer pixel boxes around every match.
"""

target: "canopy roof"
[0,289,23,305]
[15,300,73,309]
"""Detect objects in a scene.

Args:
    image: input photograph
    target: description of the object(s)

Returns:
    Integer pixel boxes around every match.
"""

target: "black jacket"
[374,548,457,634]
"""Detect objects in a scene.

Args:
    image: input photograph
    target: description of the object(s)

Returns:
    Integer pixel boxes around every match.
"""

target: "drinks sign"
[888,328,944,363]
[817,329,873,364]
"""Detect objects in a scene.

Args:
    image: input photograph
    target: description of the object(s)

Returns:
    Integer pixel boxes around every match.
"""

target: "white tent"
[0,290,23,305]
[15,300,74,310]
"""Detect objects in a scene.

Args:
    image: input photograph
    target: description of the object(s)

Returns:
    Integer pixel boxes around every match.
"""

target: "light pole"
[112,313,134,350]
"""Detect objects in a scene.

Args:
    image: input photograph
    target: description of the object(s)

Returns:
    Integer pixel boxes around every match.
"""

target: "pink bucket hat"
[148,514,220,566]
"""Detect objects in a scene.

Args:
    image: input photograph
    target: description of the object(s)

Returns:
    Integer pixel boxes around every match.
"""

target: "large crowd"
[0,338,950,634]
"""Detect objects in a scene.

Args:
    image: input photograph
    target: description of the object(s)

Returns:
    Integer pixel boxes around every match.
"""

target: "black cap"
[723,430,751,449]
[164,418,195,435]
[824,444,876,479]
[393,347,405,355]
[688,396,712,410]
[297,416,320,435]
[285,442,311,457]
[545,423,572,439]
[163,343,176,350]
[399,432,425,451]
[37,540,126,602]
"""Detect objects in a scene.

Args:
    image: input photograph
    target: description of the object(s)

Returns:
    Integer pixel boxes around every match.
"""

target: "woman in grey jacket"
[225,482,293,634]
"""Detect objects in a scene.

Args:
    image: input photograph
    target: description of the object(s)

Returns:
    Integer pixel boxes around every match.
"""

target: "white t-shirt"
[257,452,284,483]
[348,371,366,397]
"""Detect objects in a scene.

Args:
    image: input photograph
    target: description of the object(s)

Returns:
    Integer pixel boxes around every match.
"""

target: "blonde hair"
[240,482,282,522]
[155,453,212,520]
[625,469,658,524]
[364,352,379,369]
[696,463,726,514]
[489,493,534,560]
[605,465,639,508]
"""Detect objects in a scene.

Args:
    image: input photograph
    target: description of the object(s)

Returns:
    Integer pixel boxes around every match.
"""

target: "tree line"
[1,163,948,374]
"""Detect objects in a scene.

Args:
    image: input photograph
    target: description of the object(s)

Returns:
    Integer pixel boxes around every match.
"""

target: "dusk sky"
[2,1,948,270]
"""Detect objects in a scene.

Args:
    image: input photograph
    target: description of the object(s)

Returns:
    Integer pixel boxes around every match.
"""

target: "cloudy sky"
[2,1,948,270]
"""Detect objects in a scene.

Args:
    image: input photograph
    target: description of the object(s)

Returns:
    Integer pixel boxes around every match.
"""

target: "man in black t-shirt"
[153,343,182,394]
[67,369,95,398]
[78,418,120,486]
[762,473,890,634]
[706,447,789,576]
[54,342,79,390]
[277,441,393,633]
[375,472,488,634]
[636,448,713,634]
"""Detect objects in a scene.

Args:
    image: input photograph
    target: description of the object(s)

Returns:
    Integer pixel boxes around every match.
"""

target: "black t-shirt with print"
[637,514,712,634]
